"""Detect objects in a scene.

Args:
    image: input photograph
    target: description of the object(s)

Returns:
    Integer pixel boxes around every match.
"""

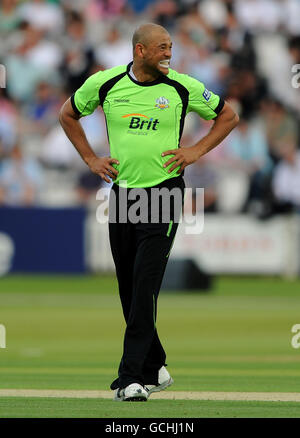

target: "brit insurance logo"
[155,96,169,110]
[122,113,159,135]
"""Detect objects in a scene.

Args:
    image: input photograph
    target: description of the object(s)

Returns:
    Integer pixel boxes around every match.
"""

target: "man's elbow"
[216,102,239,128]
[58,104,66,125]
[226,107,239,129]
[232,112,239,128]
[58,99,79,125]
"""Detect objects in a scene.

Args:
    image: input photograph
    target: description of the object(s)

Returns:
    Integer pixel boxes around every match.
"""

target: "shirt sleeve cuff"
[213,98,225,116]
[70,94,81,116]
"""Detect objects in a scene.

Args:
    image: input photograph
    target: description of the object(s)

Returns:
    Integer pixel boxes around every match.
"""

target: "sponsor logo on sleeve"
[202,88,211,101]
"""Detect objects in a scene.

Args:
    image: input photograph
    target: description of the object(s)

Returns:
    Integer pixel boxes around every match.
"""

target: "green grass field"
[1,274,300,418]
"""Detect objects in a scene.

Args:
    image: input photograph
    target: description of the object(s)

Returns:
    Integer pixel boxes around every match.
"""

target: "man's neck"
[132,62,160,83]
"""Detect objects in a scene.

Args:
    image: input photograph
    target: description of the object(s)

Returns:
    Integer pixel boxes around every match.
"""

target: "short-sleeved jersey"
[71,61,224,188]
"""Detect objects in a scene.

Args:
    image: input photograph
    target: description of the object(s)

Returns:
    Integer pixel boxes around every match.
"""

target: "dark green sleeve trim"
[70,94,81,115]
[161,76,189,144]
[213,98,225,115]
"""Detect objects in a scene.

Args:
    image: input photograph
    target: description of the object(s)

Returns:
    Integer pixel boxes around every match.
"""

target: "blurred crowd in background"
[0,0,300,217]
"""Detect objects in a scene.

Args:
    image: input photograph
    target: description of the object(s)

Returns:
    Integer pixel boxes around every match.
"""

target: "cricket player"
[59,23,239,401]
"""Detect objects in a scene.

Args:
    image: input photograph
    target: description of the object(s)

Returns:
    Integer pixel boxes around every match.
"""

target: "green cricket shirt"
[71,61,224,188]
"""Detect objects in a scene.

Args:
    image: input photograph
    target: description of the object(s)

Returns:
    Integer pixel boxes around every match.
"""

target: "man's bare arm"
[162,101,239,173]
[59,98,119,183]
[194,101,239,157]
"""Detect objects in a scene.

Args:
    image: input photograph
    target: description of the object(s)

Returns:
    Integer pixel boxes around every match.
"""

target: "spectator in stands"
[198,0,229,31]
[0,89,18,157]
[272,142,300,212]
[85,0,126,20]
[288,36,300,114]
[224,115,273,211]
[234,0,282,32]
[95,25,132,69]
[23,81,62,136]
[60,10,96,94]
[261,98,299,163]
[284,0,300,36]
[289,36,300,65]
[184,158,218,213]
[226,68,268,118]
[150,0,178,31]
[18,0,64,34]
[0,0,20,35]
[171,25,202,74]
[0,143,43,206]
[5,22,62,101]
[41,107,107,171]
[127,0,155,14]
[76,171,103,206]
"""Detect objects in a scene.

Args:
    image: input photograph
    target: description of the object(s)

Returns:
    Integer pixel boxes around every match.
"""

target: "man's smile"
[158,59,170,69]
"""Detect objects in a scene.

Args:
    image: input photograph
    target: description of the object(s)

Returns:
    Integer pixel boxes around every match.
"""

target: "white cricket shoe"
[145,366,174,396]
[114,383,148,402]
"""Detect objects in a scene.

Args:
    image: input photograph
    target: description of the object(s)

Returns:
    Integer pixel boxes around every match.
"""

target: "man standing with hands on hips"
[59,23,239,401]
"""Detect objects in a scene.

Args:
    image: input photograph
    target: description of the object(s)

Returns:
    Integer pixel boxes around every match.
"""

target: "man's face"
[140,32,172,76]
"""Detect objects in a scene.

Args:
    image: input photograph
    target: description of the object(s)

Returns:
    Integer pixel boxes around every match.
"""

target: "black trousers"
[108,175,185,389]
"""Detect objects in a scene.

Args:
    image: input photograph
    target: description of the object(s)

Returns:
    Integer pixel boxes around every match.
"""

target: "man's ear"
[135,43,145,58]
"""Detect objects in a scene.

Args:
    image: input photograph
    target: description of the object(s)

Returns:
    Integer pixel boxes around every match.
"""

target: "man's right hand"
[87,156,119,183]
[59,99,120,184]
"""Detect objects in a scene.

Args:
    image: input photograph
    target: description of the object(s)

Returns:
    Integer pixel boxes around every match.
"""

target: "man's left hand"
[162,146,200,174]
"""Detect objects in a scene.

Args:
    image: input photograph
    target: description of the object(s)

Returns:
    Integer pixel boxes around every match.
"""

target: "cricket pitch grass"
[1,274,300,418]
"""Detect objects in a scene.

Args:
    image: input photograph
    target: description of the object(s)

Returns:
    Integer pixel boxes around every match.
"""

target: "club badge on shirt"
[155,97,169,110]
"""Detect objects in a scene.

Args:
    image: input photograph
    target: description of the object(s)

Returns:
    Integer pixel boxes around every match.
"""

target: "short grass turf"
[0,397,300,418]
[1,274,300,417]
